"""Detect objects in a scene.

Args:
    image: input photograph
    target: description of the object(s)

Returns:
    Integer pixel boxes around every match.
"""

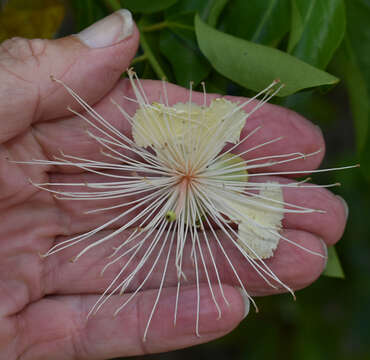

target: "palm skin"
[0,24,347,360]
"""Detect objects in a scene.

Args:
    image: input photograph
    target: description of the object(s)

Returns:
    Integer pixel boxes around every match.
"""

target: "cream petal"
[221,182,284,259]
[132,99,246,152]
[205,98,246,144]
[238,223,280,259]
[207,153,248,185]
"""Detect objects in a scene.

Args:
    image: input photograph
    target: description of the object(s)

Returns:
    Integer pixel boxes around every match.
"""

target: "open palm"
[0,15,347,360]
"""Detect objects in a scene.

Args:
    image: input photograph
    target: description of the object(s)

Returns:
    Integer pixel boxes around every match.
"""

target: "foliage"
[195,15,338,97]
[1,0,369,359]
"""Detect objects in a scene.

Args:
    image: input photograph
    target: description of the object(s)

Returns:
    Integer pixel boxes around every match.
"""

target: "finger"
[43,228,326,297]
[0,192,67,317]
[0,9,139,143]
[15,285,246,359]
[43,172,346,245]
[252,176,347,245]
[32,78,325,175]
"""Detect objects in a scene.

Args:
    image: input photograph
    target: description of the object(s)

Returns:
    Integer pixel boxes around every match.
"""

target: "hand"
[0,10,347,360]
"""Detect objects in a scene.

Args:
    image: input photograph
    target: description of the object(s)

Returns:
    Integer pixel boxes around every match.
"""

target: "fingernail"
[76,9,133,48]
[336,195,349,221]
[319,238,328,267]
[236,287,250,319]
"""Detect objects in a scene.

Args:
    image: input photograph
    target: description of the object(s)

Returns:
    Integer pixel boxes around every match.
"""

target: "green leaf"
[195,15,339,97]
[119,0,179,13]
[221,0,291,47]
[160,13,211,87]
[335,39,369,154]
[323,246,345,278]
[166,0,227,23]
[207,0,229,27]
[346,0,370,84]
[287,0,302,53]
[344,0,370,177]
[288,0,346,69]
[72,0,107,31]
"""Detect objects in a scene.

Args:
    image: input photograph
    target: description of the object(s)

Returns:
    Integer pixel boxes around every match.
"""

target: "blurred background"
[1,0,369,359]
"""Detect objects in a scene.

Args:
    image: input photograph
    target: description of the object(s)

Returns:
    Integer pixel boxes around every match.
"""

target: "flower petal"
[132,98,246,152]
[207,153,248,185]
[132,102,202,148]
[223,182,284,259]
[206,98,246,144]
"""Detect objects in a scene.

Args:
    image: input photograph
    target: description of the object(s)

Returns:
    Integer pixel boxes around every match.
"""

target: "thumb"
[0,9,139,143]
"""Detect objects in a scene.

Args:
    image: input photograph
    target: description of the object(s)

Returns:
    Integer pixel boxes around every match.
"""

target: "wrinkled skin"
[0,23,347,360]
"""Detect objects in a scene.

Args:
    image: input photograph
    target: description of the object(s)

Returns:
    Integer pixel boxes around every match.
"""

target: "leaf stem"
[141,21,168,32]
[139,31,167,80]
[131,54,148,65]
[141,21,194,32]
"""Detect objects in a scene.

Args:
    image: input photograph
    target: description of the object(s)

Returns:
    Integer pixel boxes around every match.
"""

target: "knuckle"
[0,38,45,129]
[0,37,46,66]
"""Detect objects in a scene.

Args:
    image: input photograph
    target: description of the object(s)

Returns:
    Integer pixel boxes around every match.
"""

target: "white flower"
[23,70,338,340]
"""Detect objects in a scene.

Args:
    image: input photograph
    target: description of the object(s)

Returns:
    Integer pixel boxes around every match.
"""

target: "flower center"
[174,174,192,216]
[181,173,194,184]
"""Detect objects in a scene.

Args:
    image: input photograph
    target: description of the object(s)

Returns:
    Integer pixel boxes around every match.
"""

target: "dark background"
[1,1,369,359]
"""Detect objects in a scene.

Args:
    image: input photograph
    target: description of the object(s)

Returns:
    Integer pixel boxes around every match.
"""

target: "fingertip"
[40,23,140,120]
[336,195,349,221]
[75,9,134,49]
[278,231,328,291]
[246,230,328,296]
[235,287,251,319]
[319,238,329,269]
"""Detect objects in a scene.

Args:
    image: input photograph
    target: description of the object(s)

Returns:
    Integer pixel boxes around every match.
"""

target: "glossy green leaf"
[160,13,211,87]
[195,15,339,97]
[288,0,346,69]
[118,0,178,13]
[221,0,290,46]
[323,246,345,278]
[166,0,228,23]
